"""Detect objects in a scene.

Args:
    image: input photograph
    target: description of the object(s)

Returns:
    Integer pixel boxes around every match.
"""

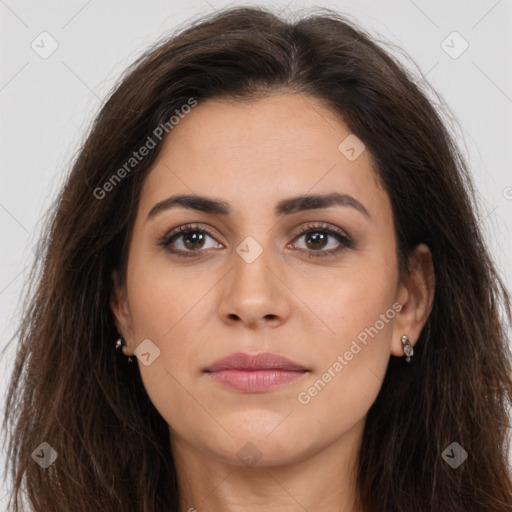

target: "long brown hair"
[3,6,512,511]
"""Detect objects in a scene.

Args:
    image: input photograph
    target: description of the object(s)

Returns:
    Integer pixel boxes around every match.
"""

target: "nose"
[218,243,291,329]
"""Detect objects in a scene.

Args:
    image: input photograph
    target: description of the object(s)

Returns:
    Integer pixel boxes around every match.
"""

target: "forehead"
[138,93,388,221]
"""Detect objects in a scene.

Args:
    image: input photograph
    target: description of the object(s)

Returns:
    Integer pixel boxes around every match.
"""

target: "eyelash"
[157,222,354,259]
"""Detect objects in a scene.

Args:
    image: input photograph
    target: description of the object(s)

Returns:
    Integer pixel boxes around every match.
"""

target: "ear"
[391,243,435,357]
[110,269,135,355]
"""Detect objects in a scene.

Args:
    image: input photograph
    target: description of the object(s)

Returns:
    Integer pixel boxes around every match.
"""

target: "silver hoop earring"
[401,335,414,363]
[115,337,133,363]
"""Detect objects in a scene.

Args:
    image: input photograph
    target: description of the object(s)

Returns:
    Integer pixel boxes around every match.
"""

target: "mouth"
[203,352,309,393]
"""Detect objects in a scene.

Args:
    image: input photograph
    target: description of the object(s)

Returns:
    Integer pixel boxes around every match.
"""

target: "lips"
[204,352,308,393]
[204,352,307,372]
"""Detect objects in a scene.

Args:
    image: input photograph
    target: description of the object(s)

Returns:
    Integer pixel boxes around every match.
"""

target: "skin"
[111,92,435,512]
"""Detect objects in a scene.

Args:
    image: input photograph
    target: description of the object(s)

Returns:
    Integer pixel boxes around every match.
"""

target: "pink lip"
[204,352,308,393]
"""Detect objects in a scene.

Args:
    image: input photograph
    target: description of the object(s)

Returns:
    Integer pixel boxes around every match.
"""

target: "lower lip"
[206,369,307,392]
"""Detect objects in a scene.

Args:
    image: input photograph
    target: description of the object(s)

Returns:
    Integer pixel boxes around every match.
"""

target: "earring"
[401,335,414,362]
[115,337,133,363]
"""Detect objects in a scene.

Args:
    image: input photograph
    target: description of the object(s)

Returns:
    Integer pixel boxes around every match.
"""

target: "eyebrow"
[146,192,370,221]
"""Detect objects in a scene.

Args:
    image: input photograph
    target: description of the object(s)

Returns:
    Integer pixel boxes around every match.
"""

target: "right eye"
[158,223,224,258]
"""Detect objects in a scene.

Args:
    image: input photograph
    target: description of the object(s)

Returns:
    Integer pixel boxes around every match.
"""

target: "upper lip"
[204,352,307,372]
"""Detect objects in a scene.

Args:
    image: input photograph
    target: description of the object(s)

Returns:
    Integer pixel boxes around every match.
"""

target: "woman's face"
[112,92,431,469]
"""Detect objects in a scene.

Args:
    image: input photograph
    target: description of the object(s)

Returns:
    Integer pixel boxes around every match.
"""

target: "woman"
[3,5,512,512]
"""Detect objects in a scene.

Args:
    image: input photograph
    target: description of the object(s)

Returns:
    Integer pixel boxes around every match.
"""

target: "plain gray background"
[1,0,511,502]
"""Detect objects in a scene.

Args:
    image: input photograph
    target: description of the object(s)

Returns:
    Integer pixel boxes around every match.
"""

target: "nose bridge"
[231,233,278,300]
[218,231,290,327]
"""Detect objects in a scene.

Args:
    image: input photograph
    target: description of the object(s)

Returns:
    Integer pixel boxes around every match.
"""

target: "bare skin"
[111,92,435,512]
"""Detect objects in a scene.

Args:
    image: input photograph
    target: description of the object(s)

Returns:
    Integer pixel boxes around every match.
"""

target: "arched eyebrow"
[146,192,370,221]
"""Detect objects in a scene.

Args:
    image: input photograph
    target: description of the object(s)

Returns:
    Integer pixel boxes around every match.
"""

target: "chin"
[216,420,314,467]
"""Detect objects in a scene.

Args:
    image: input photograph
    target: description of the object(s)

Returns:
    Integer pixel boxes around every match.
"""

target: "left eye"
[288,226,354,258]
[292,229,347,251]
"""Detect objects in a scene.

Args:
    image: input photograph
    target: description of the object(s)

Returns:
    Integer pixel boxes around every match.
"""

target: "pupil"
[307,232,327,250]
[184,232,204,249]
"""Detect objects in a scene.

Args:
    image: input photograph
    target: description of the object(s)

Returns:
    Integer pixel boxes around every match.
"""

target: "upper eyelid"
[294,222,350,237]
[161,221,351,245]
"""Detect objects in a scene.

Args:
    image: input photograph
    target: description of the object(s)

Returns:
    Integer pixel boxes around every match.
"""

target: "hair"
[2,5,512,511]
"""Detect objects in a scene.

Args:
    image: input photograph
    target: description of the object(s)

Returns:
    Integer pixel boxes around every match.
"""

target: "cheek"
[293,357,385,450]
[127,253,215,342]
[290,246,398,348]
[291,252,398,423]
[125,260,218,422]
[293,289,397,442]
